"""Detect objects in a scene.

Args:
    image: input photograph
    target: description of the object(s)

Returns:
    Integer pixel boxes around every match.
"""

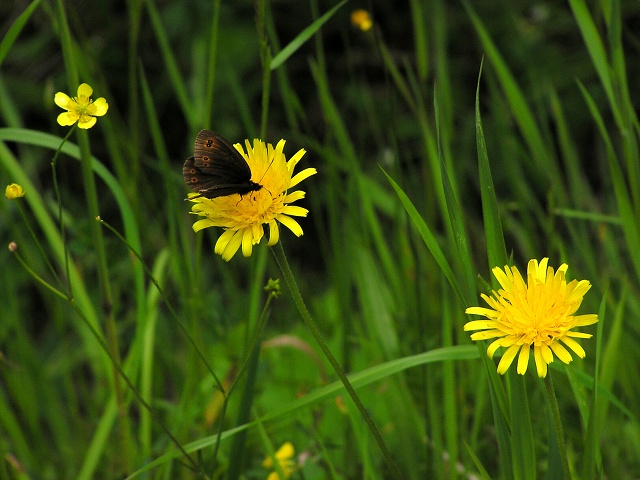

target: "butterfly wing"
[183,130,262,198]
[193,130,251,179]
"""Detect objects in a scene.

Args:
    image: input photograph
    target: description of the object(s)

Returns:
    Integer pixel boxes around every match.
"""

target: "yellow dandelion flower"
[351,9,373,32]
[5,183,25,199]
[188,138,316,261]
[263,442,296,480]
[54,83,108,129]
[464,258,598,378]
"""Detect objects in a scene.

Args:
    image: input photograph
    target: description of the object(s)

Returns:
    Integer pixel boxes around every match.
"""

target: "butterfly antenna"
[257,158,276,196]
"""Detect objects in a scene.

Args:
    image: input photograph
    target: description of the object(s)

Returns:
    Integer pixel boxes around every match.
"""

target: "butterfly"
[183,130,263,199]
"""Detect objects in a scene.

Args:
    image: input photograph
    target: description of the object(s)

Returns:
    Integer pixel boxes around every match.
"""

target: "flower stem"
[51,125,76,296]
[271,241,404,479]
[255,0,271,139]
[544,372,572,480]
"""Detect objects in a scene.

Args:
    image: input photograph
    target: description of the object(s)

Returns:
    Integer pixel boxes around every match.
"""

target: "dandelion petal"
[186,137,314,260]
[463,258,597,377]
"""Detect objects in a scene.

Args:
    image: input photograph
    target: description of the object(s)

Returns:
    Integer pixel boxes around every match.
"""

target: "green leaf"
[509,372,536,480]
[583,286,610,479]
[567,0,620,125]
[436,87,475,306]
[0,0,42,68]
[125,345,479,478]
[463,1,566,205]
[381,167,465,305]
[578,81,640,285]
[475,59,507,271]
[464,441,493,480]
[144,0,196,127]
[270,0,348,70]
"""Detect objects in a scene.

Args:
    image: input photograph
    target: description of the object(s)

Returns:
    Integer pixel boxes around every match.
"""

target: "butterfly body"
[183,130,263,199]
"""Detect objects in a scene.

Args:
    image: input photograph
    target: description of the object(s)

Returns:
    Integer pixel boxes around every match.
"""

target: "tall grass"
[1,0,639,479]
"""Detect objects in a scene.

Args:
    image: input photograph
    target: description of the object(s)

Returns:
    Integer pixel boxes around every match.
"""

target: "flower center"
[74,95,92,114]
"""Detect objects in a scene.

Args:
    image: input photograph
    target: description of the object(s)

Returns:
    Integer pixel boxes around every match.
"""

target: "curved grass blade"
[0,0,43,67]
[270,0,348,70]
[474,59,507,270]
[578,82,640,285]
[126,345,479,478]
[381,167,465,305]
[143,0,196,127]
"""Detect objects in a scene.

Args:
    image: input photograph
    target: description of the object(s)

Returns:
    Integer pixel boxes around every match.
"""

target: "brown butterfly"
[183,130,263,199]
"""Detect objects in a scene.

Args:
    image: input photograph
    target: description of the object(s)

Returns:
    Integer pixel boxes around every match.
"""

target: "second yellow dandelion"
[464,258,598,377]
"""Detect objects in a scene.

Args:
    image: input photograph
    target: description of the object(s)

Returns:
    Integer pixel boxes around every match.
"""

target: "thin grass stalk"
[583,288,609,478]
[544,373,572,480]
[98,219,223,389]
[127,0,143,187]
[13,193,63,295]
[271,241,404,479]
[203,0,221,129]
[441,286,458,480]
[223,295,272,480]
[55,0,130,471]
[9,245,202,477]
[256,0,271,139]
[143,0,196,128]
[50,125,76,296]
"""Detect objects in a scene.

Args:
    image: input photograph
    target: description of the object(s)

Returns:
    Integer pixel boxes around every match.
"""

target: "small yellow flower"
[5,183,25,199]
[54,83,108,129]
[464,258,598,378]
[188,138,316,261]
[263,442,296,480]
[351,9,373,32]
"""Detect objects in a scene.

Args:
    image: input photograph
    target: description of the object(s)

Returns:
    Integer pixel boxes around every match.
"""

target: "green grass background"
[1,0,639,478]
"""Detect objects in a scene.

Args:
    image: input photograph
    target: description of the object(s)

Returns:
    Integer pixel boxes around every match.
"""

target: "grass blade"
[0,0,43,67]
[270,0,347,70]
[382,168,465,305]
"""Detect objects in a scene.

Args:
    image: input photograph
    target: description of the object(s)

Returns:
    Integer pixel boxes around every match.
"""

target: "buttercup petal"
[54,92,73,110]
[91,97,109,116]
[57,111,78,126]
[77,83,93,98]
[77,116,97,129]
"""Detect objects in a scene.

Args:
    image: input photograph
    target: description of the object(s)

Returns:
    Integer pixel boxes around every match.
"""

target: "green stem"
[98,218,223,389]
[10,244,202,475]
[203,0,221,129]
[11,247,69,302]
[271,241,404,479]
[77,128,130,469]
[15,200,64,294]
[51,125,76,296]
[218,286,276,476]
[544,372,572,480]
[255,0,271,139]
[55,0,127,469]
